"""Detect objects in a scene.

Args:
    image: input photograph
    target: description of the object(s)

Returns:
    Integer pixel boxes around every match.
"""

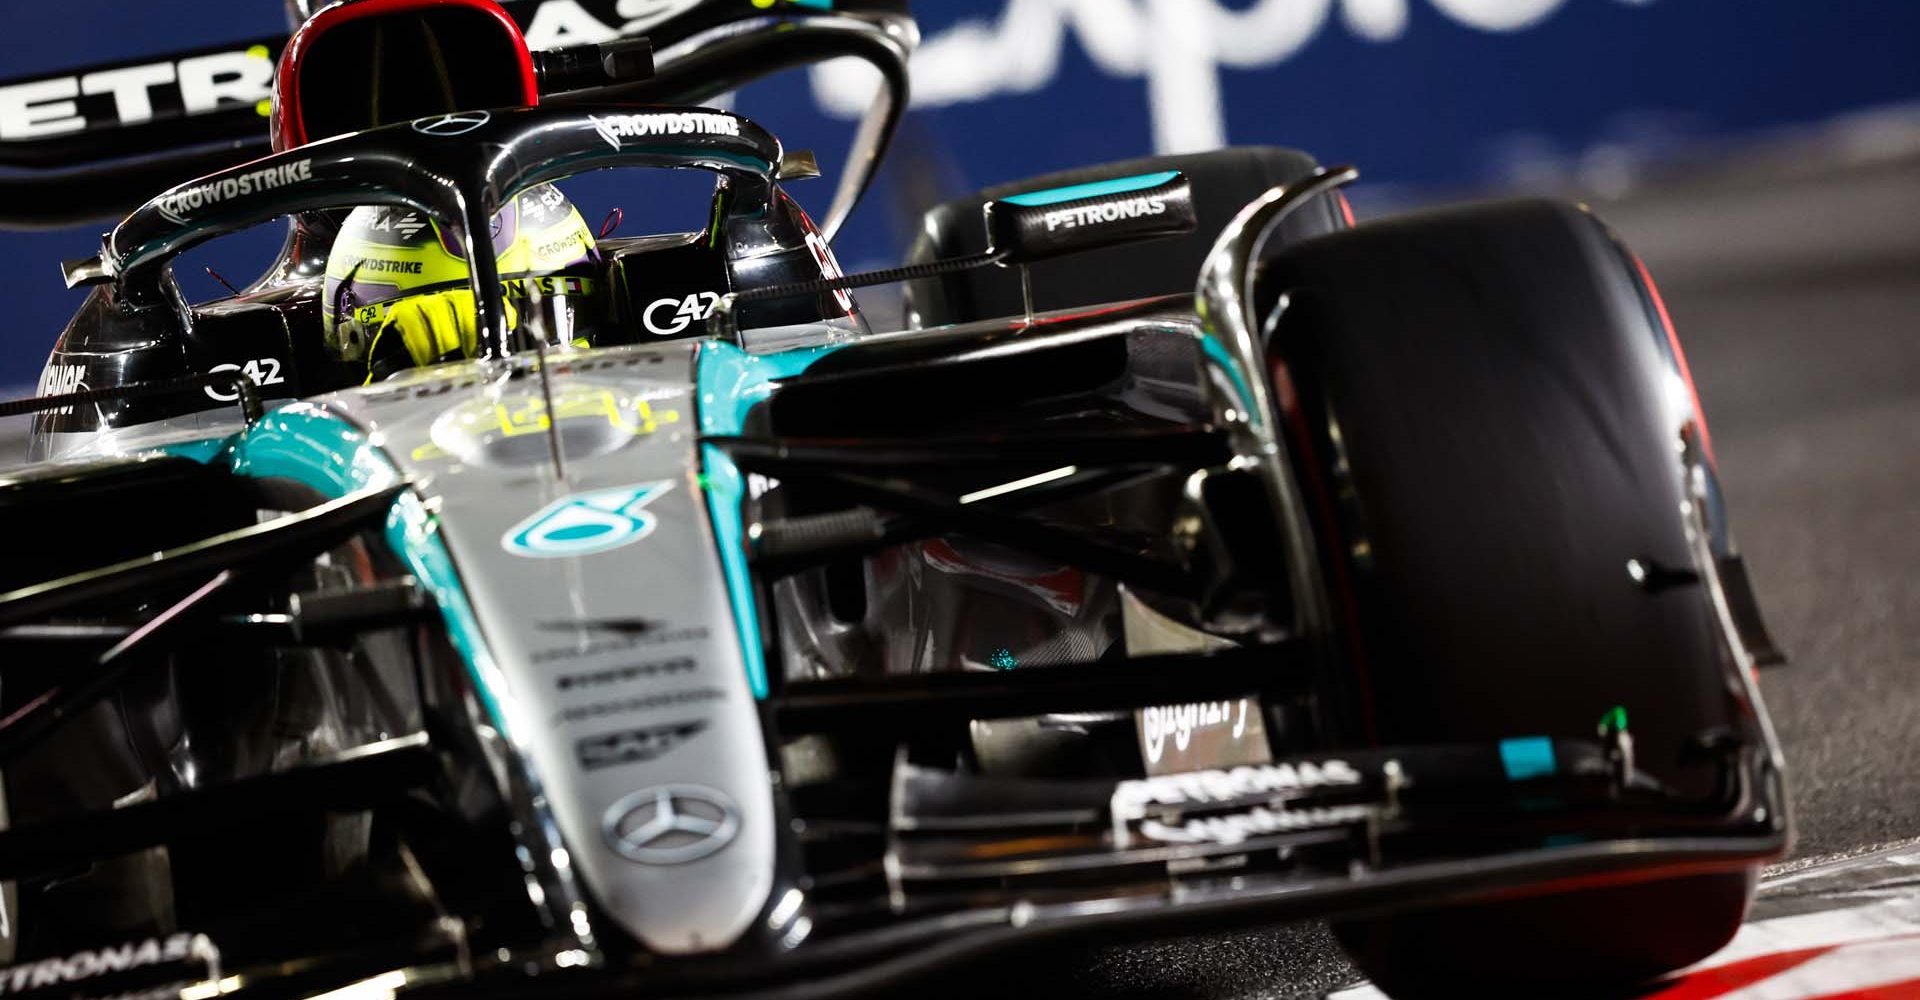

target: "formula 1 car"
[0,1,1788,997]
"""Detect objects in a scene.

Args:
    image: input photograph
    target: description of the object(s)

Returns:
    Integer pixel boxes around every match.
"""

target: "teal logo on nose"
[502,481,674,558]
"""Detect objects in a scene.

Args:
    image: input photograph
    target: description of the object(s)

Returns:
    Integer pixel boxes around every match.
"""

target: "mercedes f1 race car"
[0,1,1789,997]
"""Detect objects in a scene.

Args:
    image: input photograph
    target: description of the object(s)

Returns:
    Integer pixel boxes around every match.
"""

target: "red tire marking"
[1815,981,1920,999]
[1642,944,1836,999]
[1632,253,1717,467]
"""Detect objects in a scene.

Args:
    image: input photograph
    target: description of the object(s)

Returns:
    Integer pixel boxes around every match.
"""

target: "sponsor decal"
[602,784,740,864]
[367,209,430,241]
[353,258,425,275]
[535,232,587,259]
[519,184,577,228]
[413,389,677,462]
[502,481,673,558]
[1111,759,1363,821]
[555,655,697,691]
[516,275,595,297]
[0,933,201,996]
[575,719,706,771]
[532,625,711,664]
[1137,698,1270,776]
[1138,802,1377,846]
[642,292,721,336]
[154,159,312,225]
[410,111,491,137]
[342,207,433,246]
[36,364,88,416]
[554,687,725,726]
[0,47,273,141]
[202,357,285,402]
[1041,194,1166,233]
[517,0,704,49]
[588,111,741,150]
[1141,701,1245,762]
[803,231,855,313]
[810,0,1656,155]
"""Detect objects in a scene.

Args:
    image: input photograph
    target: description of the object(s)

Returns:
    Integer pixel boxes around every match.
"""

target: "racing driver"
[323,183,606,382]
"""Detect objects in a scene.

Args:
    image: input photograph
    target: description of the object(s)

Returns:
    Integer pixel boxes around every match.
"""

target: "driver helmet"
[323,183,603,382]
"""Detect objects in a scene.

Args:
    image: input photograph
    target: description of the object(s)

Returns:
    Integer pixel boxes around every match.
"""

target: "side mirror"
[61,254,112,289]
[984,170,1196,266]
[533,37,655,96]
[777,149,822,181]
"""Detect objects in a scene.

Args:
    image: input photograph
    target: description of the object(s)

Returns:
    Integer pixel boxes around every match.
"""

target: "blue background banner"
[2,0,1916,387]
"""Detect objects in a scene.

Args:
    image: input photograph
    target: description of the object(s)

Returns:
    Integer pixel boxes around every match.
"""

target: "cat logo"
[642,292,721,336]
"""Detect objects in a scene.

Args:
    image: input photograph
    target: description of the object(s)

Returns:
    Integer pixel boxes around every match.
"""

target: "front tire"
[1259,199,1773,993]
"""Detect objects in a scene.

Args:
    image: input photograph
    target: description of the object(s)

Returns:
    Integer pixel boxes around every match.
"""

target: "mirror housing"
[61,254,112,290]
[984,170,1196,266]
[778,149,823,181]
[533,37,655,95]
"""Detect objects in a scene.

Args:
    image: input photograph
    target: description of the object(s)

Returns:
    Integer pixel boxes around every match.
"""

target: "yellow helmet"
[324,183,602,380]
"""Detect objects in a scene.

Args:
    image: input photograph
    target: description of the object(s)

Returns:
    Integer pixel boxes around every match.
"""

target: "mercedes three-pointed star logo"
[602,785,740,864]
[411,111,491,137]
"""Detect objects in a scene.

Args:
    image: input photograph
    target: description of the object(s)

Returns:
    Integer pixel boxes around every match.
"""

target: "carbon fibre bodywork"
[0,64,1788,1000]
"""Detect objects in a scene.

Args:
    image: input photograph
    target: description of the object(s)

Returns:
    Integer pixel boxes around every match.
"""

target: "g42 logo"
[502,481,674,558]
[643,292,721,336]
[204,358,285,401]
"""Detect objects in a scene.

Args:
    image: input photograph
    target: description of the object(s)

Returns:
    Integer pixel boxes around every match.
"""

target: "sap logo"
[0,48,275,141]
[643,292,722,336]
[517,0,704,49]
[204,358,286,402]
[503,481,674,558]
[36,363,88,416]
[1043,195,1166,232]
[810,0,1654,154]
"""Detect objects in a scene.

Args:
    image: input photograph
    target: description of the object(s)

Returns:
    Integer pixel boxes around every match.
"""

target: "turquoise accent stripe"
[1193,331,1264,434]
[156,437,232,464]
[1499,736,1558,781]
[695,340,842,698]
[169,406,511,735]
[1001,170,1180,207]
